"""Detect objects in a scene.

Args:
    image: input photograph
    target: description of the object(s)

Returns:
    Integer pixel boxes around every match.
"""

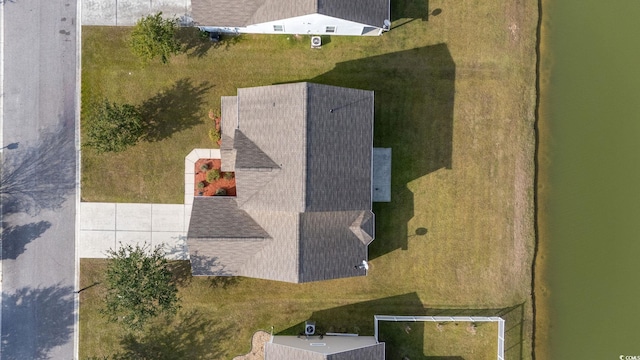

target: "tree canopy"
[102,243,180,331]
[129,12,182,64]
[85,99,144,153]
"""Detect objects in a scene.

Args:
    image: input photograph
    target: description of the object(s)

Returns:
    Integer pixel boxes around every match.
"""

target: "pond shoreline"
[533,0,552,357]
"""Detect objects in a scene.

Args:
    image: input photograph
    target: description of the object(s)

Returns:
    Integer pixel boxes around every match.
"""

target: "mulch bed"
[232,331,270,360]
[194,158,236,196]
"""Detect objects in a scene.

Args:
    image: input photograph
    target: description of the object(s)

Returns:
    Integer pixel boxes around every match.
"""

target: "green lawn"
[379,321,499,359]
[80,0,538,357]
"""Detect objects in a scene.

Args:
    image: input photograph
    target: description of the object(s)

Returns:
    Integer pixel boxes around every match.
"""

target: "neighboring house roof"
[187,82,375,283]
[192,0,390,28]
[265,335,385,359]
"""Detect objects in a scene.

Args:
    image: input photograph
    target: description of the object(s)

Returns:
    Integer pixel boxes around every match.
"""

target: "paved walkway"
[79,203,191,259]
[79,149,220,259]
[184,148,220,204]
[372,148,392,202]
[82,0,192,26]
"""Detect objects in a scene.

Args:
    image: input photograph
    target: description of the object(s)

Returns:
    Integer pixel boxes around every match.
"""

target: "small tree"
[85,99,144,153]
[102,243,180,331]
[129,12,182,64]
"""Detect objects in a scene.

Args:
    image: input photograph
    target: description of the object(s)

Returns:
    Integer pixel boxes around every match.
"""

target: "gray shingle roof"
[349,210,374,245]
[327,344,385,360]
[187,197,271,276]
[265,336,385,359]
[265,343,325,360]
[187,83,374,283]
[233,83,308,213]
[192,0,315,27]
[304,84,373,212]
[188,197,270,239]
[318,0,390,29]
[220,96,238,172]
[191,0,389,28]
[299,211,372,283]
[233,130,281,170]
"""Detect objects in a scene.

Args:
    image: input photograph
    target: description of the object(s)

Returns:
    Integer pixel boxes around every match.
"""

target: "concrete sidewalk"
[184,148,221,204]
[82,0,192,26]
[79,149,223,259]
[79,203,191,259]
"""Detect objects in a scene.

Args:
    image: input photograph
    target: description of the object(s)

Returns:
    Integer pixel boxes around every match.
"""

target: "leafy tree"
[85,99,144,153]
[130,12,182,64]
[102,243,180,331]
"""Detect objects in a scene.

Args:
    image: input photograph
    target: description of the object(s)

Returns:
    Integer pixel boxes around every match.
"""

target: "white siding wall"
[200,13,383,36]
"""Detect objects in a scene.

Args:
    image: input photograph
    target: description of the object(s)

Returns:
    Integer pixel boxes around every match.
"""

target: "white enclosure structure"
[373,315,505,360]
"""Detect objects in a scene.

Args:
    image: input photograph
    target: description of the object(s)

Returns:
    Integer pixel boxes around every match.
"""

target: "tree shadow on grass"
[167,260,193,288]
[167,253,241,288]
[117,309,231,360]
[165,256,241,290]
[1,126,75,216]
[138,78,212,142]
[306,44,455,260]
[1,285,74,360]
[176,28,243,58]
[1,220,51,260]
[208,275,241,289]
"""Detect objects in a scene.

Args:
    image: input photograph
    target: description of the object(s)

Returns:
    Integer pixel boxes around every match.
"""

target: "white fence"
[373,315,505,360]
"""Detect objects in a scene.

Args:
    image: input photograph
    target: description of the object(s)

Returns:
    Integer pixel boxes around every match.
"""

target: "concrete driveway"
[82,0,192,26]
[79,203,191,259]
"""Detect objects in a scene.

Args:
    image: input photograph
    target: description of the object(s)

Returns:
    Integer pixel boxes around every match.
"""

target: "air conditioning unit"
[305,321,316,336]
[311,36,322,48]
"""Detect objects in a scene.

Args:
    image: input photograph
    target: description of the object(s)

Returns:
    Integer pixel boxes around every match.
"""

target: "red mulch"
[194,159,236,196]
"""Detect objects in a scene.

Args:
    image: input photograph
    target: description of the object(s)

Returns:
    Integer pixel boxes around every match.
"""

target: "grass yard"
[379,321,499,359]
[80,0,539,358]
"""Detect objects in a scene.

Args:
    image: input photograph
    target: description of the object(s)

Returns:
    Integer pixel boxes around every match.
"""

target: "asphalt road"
[1,0,78,358]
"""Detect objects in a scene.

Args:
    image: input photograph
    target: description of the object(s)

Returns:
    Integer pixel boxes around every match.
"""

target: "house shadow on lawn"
[392,0,431,22]
[276,295,525,359]
[139,78,213,142]
[308,44,455,260]
[277,292,426,336]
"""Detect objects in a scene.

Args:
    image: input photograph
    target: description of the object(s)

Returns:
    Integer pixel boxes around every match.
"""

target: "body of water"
[545,0,640,357]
